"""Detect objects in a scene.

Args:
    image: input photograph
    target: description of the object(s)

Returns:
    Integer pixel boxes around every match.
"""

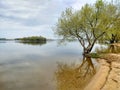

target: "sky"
[0,0,111,39]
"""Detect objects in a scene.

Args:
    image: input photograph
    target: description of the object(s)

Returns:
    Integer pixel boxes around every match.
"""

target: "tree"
[106,20,120,43]
[54,0,120,55]
[99,0,120,43]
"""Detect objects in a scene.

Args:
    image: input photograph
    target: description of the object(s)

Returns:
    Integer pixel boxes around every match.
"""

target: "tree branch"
[96,32,106,40]
[75,30,85,48]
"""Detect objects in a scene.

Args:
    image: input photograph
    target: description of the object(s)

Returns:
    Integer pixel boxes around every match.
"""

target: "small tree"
[100,0,120,43]
[106,20,120,43]
[54,0,119,55]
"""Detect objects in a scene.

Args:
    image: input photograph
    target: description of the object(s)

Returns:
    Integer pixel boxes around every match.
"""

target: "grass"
[89,53,103,58]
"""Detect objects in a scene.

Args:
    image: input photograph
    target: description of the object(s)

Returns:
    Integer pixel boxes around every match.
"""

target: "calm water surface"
[0,40,103,90]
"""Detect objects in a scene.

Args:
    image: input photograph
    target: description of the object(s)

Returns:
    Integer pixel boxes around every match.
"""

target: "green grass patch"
[89,53,101,58]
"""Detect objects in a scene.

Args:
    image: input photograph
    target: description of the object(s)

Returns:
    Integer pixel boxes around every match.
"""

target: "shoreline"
[85,54,120,90]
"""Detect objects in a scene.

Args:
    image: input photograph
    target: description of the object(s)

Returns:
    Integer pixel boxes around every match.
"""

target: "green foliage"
[99,0,120,43]
[54,0,120,54]
[15,36,46,42]
[89,53,101,58]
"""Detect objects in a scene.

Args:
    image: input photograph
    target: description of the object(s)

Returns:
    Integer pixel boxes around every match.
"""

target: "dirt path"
[85,54,120,90]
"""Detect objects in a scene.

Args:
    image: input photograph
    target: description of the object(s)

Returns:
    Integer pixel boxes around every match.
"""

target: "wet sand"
[85,54,120,90]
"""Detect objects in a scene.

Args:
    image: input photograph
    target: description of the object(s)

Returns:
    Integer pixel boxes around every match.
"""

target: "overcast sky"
[0,0,111,39]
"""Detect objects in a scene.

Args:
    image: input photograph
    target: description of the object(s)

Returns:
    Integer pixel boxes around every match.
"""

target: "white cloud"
[0,0,100,39]
[72,0,96,10]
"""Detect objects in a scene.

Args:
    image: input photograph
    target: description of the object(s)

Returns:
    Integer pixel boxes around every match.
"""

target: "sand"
[85,54,120,90]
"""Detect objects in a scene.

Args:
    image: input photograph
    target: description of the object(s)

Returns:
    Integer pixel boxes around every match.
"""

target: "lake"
[0,40,104,90]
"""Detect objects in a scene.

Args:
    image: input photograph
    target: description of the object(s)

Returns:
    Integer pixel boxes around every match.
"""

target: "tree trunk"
[110,34,116,44]
[83,47,92,56]
[80,32,105,56]
[83,40,97,56]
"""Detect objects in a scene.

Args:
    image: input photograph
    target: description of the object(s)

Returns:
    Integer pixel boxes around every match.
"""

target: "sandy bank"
[85,54,120,90]
[111,43,120,47]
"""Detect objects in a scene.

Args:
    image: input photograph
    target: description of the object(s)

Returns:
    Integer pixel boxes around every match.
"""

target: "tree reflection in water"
[16,40,47,46]
[55,57,96,90]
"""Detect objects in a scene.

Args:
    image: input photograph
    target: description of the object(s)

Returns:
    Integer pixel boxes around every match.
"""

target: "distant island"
[15,36,47,43]
[14,36,47,46]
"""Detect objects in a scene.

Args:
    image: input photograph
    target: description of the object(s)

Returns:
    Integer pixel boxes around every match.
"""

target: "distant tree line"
[0,38,6,40]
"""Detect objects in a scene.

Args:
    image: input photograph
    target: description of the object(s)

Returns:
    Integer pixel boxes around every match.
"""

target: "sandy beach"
[85,53,120,90]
